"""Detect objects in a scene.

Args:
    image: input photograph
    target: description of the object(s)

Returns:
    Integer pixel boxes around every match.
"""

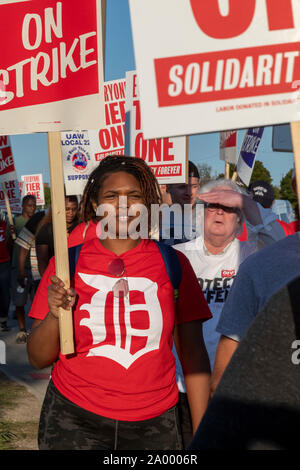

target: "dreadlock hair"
[80,155,162,229]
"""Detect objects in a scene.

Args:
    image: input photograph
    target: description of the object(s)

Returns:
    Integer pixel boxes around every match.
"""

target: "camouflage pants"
[38,380,184,450]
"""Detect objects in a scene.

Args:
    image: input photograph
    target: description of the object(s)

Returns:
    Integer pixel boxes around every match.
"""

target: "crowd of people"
[0,154,299,450]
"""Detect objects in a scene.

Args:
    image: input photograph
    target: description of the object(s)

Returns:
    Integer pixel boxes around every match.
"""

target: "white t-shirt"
[173,206,286,392]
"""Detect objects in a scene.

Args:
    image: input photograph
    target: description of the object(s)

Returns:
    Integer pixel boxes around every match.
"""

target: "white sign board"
[129,0,300,138]
[236,127,264,185]
[88,78,126,162]
[21,173,45,205]
[125,71,187,184]
[0,0,105,134]
[0,135,22,212]
[61,131,98,196]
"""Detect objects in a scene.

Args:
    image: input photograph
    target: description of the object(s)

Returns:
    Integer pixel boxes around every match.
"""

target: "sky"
[9,0,295,188]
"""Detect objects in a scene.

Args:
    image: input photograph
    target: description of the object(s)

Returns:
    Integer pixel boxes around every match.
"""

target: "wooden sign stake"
[48,131,74,355]
[2,183,16,239]
[225,162,230,179]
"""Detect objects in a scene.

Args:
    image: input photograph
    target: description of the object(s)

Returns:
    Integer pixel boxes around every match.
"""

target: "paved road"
[0,306,51,404]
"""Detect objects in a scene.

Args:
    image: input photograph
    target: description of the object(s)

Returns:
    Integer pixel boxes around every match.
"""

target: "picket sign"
[0,0,106,354]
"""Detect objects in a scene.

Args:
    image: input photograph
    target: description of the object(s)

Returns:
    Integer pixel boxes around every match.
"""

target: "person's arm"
[36,244,49,277]
[6,223,15,252]
[27,275,76,369]
[198,189,285,245]
[174,320,211,433]
[18,246,29,287]
[211,335,239,396]
[198,189,262,225]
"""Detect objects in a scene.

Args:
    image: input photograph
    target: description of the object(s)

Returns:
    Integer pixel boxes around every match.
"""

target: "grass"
[0,371,39,450]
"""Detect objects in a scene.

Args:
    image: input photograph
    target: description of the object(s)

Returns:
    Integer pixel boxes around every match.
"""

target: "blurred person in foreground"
[189,274,300,450]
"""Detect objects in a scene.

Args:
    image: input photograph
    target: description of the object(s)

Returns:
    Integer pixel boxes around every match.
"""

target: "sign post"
[48,131,74,355]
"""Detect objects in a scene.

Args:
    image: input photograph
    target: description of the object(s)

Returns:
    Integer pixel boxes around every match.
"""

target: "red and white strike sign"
[0,0,105,134]
[129,0,300,138]
[21,174,45,206]
[125,71,187,184]
[0,135,22,213]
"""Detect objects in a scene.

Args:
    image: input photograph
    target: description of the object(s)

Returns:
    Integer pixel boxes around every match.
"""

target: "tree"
[44,185,51,208]
[280,169,297,210]
[249,160,272,185]
[197,163,212,185]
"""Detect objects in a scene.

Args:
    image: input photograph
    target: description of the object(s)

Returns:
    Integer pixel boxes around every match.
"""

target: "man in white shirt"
[175,178,285,369]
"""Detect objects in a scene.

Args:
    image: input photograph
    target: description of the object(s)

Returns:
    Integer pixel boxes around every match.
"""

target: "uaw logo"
[79,274,163,369]
[67,146,90,172]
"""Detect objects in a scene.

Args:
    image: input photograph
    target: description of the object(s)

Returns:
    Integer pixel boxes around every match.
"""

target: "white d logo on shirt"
[78,273,163,369]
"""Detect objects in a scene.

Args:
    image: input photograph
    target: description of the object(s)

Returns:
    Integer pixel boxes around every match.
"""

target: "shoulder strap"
[68,243,83,280]
[153,240,182,290]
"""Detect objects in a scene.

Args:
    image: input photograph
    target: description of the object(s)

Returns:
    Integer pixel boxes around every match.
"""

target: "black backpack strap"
[153,240,182,290]
[68,243,83,280]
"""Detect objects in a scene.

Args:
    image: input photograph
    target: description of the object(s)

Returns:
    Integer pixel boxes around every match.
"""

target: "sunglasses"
[203,202,239,214]
[108,258,129,298]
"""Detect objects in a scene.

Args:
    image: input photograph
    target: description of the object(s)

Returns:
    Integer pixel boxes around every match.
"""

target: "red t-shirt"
[237,219,300,241]
[29,238,211,421]
[0,220,10,263]
[68,220,97,246]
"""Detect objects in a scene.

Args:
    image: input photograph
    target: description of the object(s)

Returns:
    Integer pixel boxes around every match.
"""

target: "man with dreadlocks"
[27,155,212,451]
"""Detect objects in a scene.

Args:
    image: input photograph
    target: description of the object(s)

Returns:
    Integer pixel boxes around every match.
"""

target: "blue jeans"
[0,261,11,322]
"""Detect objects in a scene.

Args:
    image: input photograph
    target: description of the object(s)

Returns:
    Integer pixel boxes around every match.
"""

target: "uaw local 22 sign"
[125,71,187,184]
[0,0,105,134]
[0,135,22,212]
[129,0,300,138]
[61,131,95,195]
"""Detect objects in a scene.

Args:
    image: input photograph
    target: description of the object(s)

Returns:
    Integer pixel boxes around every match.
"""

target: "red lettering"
[134,132,147,160]
[163,139,174,161]
[133,100,141,130]
[148,140,161,162]
[190,0,255,39]
[109,102,121,124]
[105,103,111,125]
[110,125,124,148]
[0,136,8,146]
[7,188,16,199]
[99,128,111,150]
[190,0,294,39]
[265,0,294,31]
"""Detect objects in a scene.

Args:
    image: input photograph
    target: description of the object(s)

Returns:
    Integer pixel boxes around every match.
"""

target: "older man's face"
[203,187,240,245]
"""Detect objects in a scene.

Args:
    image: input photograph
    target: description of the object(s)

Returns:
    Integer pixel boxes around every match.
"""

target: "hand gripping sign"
[129,0,300,138]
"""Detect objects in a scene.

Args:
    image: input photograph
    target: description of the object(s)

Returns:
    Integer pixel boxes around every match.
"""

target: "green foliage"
[44,186,51,207]
[249,160,272,185]
[197,163,212,185]
[280,169,297,210]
